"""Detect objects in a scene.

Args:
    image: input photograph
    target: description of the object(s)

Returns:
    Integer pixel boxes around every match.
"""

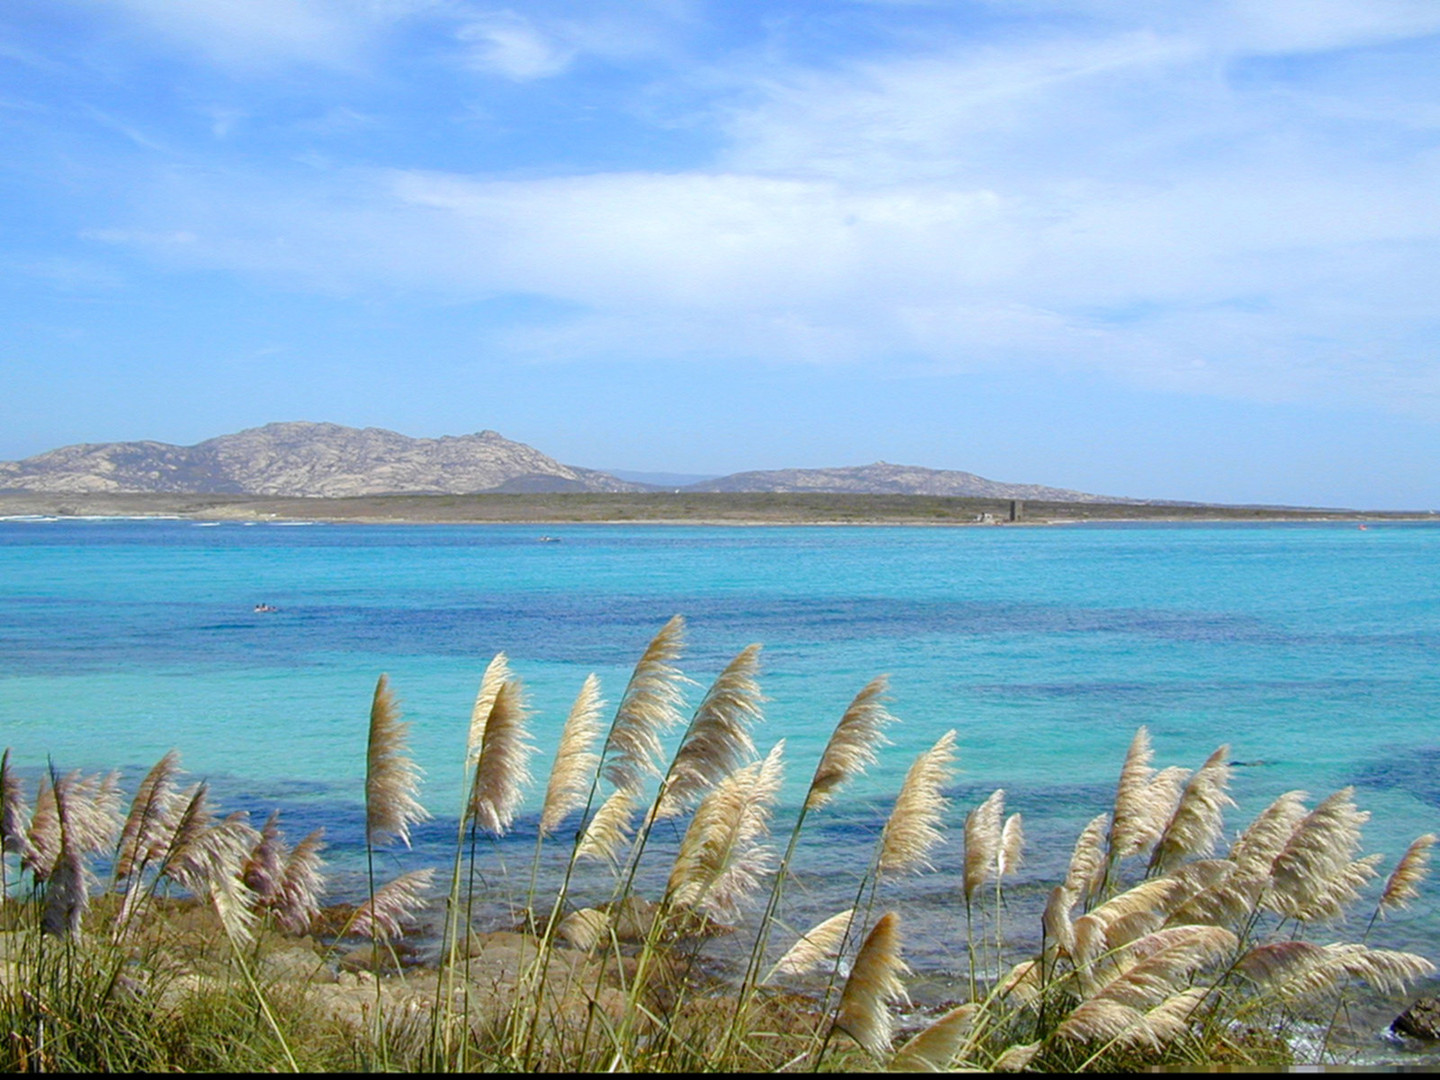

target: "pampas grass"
[1150,745,1233,875]
[601,614,689,793]
[964,789,1005,904]
[766,909,856,981]
[274,828,327,934]
[832,910,908,1059]
[115,750,180,880]
[806,676,895,811]
[1064,812,1110,903]
[999,813,1024,879]
[891,1003,978,1071]
[666,741,784,923]
[242,810,286,906]
[366,674,429,850]
[654,643,764,821]
[2,628,1436,1076]
[539,674,605,838]
[576,787,638,872]
[878,730,956,876]
[1378,833,1435,915]
[1229,789,1310,876]
[1266,787,1370,921]
[354,867,436,940]
[466,679,536,836]
[467,652,514,765]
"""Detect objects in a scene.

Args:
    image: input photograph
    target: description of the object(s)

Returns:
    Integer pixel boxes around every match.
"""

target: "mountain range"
[0,422,1128,502]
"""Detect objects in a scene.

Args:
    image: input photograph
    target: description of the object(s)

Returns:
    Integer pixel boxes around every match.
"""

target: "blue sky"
[4,1,1440,507]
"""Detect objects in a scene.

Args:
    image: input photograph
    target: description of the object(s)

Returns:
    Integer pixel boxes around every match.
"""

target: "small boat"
[537,536,562,543]
[254,603,278,613]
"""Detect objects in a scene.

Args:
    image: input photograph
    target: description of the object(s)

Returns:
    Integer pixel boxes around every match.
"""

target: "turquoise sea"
[2,517,1438,1038]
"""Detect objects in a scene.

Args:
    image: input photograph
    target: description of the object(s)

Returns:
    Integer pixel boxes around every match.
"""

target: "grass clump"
[0,620,1435,1072]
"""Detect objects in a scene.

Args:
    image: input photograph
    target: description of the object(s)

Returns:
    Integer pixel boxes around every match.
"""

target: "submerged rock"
[1392,997,1440,1040]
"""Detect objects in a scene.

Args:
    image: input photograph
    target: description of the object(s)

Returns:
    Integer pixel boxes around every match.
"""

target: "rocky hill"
[685,461,1130,502]
[0,422,646,496]
[0,424,1134,501]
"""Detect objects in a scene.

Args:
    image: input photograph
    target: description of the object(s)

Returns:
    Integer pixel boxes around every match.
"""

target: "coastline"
[0,490,1434,527]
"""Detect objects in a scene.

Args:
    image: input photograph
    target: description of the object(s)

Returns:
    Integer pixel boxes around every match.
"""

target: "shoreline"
[1,491,1435,527]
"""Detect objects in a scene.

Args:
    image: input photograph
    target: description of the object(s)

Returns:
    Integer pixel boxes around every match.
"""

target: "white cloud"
[94,0,372,70]
[71,1,1440,415]
[457,10,577,80]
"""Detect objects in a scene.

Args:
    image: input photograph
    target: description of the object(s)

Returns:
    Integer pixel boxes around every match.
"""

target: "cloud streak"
[34,0,1440,419]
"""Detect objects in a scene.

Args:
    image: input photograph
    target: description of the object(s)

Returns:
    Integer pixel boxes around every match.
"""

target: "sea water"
[1,518,1438,1043]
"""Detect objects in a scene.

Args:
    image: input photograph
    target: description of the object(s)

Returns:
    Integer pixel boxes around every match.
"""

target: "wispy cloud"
[27,0,1440,421]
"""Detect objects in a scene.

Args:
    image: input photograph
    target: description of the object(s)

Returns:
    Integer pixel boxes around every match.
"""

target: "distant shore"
[1,491,1434,526]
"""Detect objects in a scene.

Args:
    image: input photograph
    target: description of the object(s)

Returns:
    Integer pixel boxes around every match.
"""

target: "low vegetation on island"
[0,616,1434,1072]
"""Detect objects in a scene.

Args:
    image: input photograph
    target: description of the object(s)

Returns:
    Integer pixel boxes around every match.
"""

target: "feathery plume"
[42,845,88,938]
[999,813,1024,879]
[992,1042,1041,1071]
[365,673,429,849]
[963,789,1005,904]
[1108,727,1155,859]
[1229,790,1309,876]
[41,776,90,937]
[166,812,261,901]
[878,730,957,876]
[0,750,29,857]
[1304,852,1383,923]
[1085,925,1238,1008]
[1055,999,1154,1049]
[1141,986,1209,1045]
[1043,886,1076,959]
[210,870,259,944]
[242,810,287,907]
[1344,947,1436,994]
[1166,866,1263,930]
[1072,866,1232,975]
[1234,941,1431,1003]
[765,909,856,982]
[467,652,514,765]
[996,959,1042,1004]
[654,643,764,820]
[576,787,638,871]
[66,770,124,856]
[115,750,181,879]
[25,775,60,882]
[556,907,609,951]
[1109,731,1189,862]
[274,828,327,934]
[156,783,213,873]
[601,615,690,792]
[1266,787,1369,921]
[466,679,536,836]
[806,675,895,811]
[1237,941,1378,1004]
[891,1003,978,1072]
[539,674,606,837]
[1379,834,1436,915]
[833,911,909,1059]
[1065,813,1110,900]
[667,742,785,922]
[1151,745,1235,874]
[353,867,435,941]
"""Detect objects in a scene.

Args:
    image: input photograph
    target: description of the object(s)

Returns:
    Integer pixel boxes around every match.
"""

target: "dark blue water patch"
[972,677,1399,705]
[0,592,1337,676]
[1353,746,1440,809]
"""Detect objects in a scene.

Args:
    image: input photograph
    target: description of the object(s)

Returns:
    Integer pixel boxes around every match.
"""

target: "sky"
[3,1,1440,508]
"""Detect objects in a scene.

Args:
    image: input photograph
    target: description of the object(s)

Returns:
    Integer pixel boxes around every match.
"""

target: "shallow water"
[2,518,1438,1060]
